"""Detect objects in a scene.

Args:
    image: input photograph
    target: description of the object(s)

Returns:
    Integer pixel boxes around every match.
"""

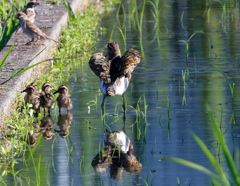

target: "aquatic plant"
[163,112,240,185]
[148,0,161,47]
[178,31,204,58]
[130,94,148,141]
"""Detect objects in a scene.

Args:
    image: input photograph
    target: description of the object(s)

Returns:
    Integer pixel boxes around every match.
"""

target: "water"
[4,0,240,185]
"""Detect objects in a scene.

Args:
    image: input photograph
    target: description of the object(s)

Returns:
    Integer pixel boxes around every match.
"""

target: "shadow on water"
[3,0,240,185]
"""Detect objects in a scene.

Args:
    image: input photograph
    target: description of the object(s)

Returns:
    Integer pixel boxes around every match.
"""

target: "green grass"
[0,0,25,50]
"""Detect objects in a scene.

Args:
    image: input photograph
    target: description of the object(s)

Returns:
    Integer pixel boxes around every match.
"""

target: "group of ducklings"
[21,82,72,115]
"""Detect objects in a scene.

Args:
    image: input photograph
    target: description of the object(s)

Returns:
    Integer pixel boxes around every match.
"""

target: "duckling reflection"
[40,115,55,140]
[91,128,142,179]
[54,113,73,138]
[27,120,41,145]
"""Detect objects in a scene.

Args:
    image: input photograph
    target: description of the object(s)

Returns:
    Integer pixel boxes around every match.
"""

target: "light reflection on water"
[4,0,240,185]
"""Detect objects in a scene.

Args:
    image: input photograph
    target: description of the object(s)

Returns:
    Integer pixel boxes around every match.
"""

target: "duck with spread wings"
[89,42,141,110]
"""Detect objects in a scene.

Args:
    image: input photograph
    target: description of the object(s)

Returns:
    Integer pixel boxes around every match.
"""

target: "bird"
[23,1,40,23]
[89,42,141,109]
[21,84,41,114]
[15,1,40,34]
[14,12,59,45]
[53,85,73,114]
[40,83,55,115]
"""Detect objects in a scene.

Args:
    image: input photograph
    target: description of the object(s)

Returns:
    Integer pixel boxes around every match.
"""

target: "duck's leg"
[48,108,51,115]
[122,94,127,113]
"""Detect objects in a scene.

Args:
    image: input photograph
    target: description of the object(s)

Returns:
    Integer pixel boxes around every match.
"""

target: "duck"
[53,85,73,114]
[89,42,141,109]
[21,84,41,114]
[40,83,55,115]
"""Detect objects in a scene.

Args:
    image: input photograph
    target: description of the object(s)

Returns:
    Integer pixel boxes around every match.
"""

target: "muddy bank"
[0,0,92,131]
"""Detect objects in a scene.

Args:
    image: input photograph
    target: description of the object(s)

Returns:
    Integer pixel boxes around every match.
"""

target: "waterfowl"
[53,85,72,114]
[40,115,55,140]
[40,83,55,115]
[89,42,141,109]
[55,113,73,138]
[21,85,41,113]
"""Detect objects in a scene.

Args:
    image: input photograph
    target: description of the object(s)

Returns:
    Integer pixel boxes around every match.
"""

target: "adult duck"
[89,42,141,109]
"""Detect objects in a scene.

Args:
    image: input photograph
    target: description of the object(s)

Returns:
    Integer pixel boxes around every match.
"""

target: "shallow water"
[4,0,240,185]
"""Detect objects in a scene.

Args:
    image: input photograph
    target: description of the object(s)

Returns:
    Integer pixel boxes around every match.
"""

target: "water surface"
[4,1,240,185]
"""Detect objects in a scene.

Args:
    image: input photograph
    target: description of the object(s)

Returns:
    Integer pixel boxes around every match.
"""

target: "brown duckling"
[53,85,73,114]
[21,85,41,113]
[40,83,55,115]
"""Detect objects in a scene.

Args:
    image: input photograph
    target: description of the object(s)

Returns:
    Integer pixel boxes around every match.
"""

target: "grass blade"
[163,156,221,182]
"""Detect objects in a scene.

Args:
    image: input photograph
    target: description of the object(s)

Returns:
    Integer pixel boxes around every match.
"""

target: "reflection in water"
[40,115,55,140]
[27,120,41,145]
[92,116,142,180]
[27,113,73,145]
[55,113,73,138]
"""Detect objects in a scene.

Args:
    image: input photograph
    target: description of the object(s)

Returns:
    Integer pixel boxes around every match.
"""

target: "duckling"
[40,83,55,115]
[21,85,41,113]
[89,42,141,109]
[53,85,73,114]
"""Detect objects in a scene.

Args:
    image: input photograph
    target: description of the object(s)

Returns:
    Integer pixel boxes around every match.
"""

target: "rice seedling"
[86,100,97,114]
[129,94,148,141]
[117,26,127,52]
[148,0,161,48]
[109,25,116,42]
[126,0,139,32]
[223,74,236,125]
[138,0,146,59]
[181,11,185,30]
[178,31,204,58]
[163,111,240,185]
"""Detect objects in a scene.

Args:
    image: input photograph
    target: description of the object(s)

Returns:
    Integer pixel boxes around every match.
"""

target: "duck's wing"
[89,53,111,84]
[118,48,141,79]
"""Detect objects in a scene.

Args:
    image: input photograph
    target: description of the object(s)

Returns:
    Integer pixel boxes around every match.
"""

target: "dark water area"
[4,0,240,185]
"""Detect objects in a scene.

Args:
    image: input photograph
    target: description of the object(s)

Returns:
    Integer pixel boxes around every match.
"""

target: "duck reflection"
[91,119,142,179]
[40,115,55,140]
[54,113,73,138]
[27,120,41,145]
